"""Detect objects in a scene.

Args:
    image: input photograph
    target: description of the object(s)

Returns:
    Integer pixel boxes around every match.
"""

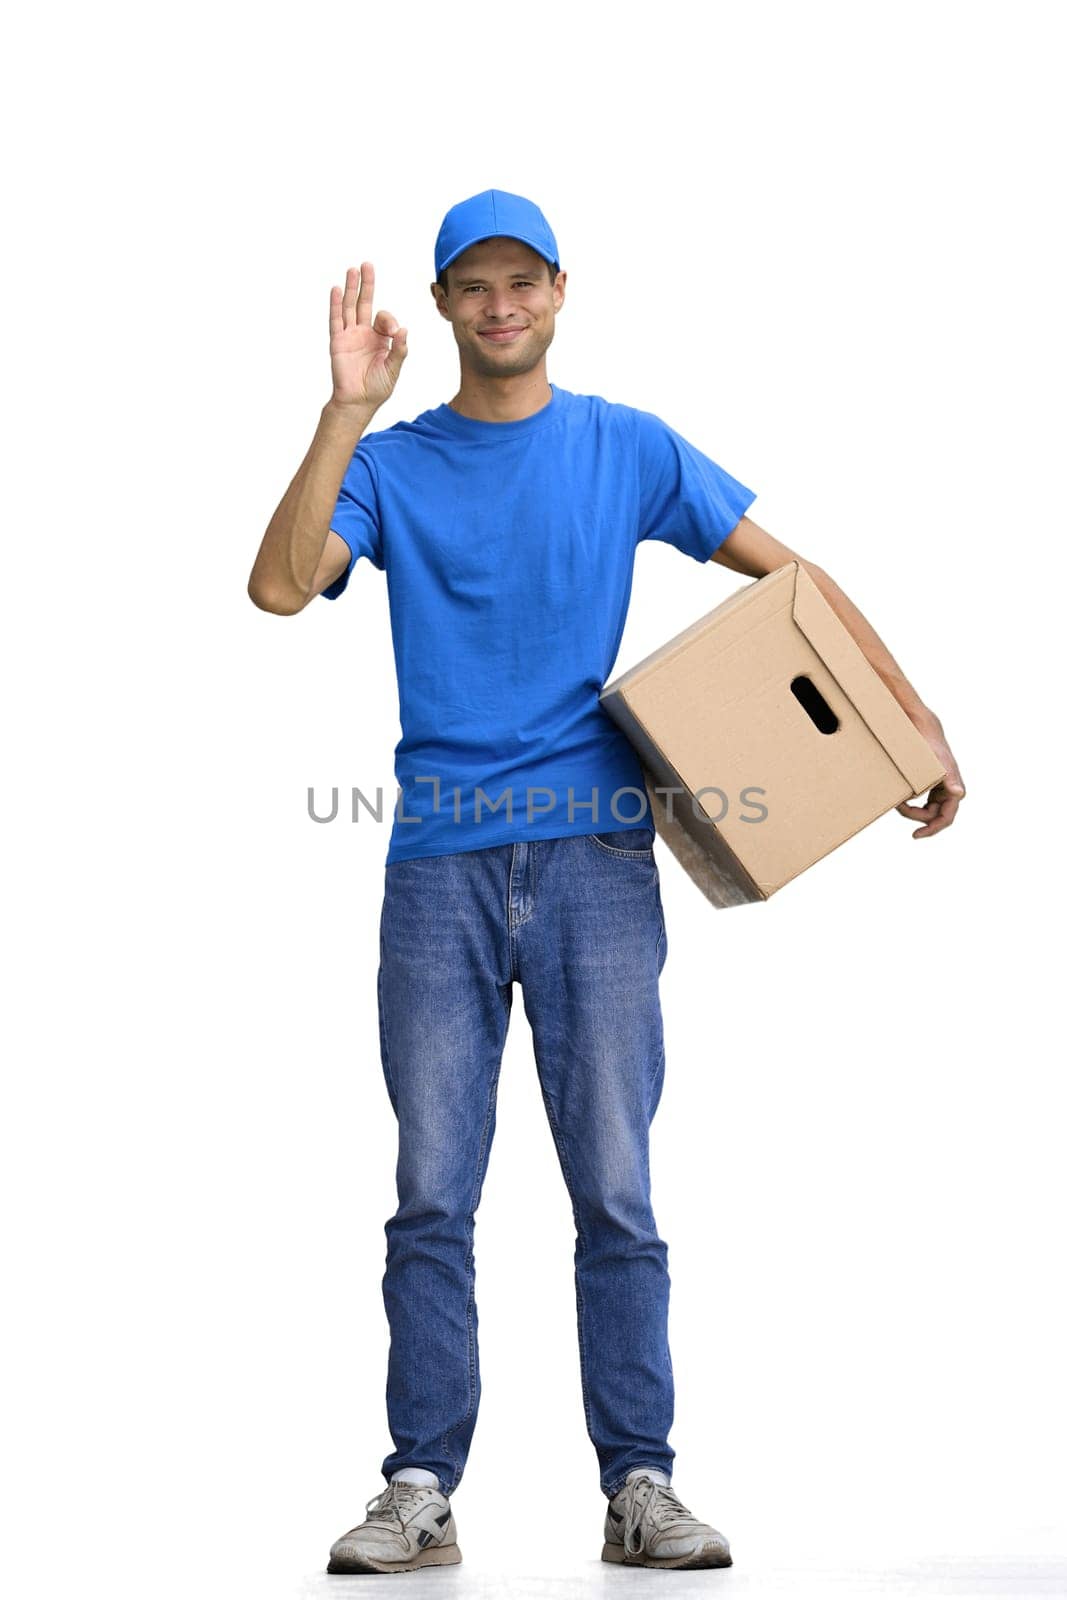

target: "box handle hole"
[790,674,840,734]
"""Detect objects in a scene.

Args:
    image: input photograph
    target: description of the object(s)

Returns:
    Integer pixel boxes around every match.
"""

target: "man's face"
[432,237,565,377]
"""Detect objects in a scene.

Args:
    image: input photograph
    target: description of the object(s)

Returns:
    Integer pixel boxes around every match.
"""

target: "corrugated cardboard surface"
[602,561,946,907]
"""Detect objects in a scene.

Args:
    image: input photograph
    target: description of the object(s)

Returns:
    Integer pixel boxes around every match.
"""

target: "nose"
[483,287,522,320]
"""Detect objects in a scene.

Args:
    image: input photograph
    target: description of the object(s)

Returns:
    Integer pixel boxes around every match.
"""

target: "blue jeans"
[375,825,674,1500]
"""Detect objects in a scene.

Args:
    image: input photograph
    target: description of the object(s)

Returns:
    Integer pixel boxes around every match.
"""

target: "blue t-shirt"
[322,383,756,865]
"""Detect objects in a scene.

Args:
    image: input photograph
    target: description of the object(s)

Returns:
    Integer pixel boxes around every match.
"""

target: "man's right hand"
[329,262,408,412]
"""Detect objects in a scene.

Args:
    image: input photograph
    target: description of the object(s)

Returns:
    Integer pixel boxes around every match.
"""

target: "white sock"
[390,1467,440,1490]
[626,1467,670,1487]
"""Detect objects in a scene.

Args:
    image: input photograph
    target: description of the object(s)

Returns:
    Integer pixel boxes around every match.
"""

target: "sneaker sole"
[601,1540,732,1570]
[327,1543,462,1575]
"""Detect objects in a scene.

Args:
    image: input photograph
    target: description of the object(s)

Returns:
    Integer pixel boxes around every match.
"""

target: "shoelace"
[621,1474,695,1555]
[363,1480,426,1527]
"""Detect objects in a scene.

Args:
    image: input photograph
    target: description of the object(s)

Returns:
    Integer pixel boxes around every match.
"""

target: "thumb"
[385,324,408,371]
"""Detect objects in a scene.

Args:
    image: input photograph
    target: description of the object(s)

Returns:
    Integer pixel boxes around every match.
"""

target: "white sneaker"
[602,1469,732,1568]
[327,1478,461,1574]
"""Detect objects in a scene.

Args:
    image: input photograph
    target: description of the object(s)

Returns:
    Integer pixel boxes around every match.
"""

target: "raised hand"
[329,262,408,411]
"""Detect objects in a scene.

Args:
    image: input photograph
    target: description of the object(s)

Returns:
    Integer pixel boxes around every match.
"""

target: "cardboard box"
[599,560,946,907]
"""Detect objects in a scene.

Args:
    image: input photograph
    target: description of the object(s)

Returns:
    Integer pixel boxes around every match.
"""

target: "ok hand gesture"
[329,262,408,412]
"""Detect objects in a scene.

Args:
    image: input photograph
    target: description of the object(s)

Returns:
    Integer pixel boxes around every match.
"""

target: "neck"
[447,368,552,424]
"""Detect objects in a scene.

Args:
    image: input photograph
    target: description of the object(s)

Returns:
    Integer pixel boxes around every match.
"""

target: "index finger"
[897,798,940,820]
[912,793,961,837]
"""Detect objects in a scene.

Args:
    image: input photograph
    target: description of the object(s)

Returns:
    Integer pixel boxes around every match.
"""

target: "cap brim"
[438,232,557,274]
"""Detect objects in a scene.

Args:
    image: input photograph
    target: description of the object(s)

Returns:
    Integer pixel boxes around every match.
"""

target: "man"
[248,189,965,1575]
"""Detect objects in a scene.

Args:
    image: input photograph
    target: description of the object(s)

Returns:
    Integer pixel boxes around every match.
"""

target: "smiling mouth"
[478,327,528,342]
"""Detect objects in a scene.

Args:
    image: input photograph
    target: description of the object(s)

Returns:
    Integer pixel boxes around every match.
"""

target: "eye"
[464,281,534,293]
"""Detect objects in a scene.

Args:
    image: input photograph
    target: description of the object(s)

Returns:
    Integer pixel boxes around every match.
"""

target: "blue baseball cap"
[434,188,560,281]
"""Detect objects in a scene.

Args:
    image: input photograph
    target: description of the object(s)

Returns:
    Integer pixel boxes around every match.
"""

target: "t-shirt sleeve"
[631,406,757,563]
[320,445,385,600]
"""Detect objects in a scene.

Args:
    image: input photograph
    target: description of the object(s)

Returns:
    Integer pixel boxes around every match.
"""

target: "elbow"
[247,577,307,615]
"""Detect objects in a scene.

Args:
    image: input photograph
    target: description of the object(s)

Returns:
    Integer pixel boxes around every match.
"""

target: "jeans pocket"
[588,825,655,856]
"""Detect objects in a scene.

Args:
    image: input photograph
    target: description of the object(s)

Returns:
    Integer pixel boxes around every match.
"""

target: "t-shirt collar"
[423,383,561,439]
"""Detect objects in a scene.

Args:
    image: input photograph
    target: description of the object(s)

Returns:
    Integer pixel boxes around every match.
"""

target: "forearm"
[805,562,937,728]
[248,398,376,612]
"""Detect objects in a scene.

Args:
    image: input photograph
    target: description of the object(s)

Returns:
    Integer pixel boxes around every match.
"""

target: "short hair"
[437,258,559,297]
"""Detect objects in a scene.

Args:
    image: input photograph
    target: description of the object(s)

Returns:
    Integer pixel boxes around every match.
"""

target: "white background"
[4,2,1064,1596]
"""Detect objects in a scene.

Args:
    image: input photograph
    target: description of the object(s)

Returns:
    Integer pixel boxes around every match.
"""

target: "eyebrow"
[451,270,541,287]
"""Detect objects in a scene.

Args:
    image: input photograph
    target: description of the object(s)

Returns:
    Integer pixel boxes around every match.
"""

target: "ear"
[430,282,451,320]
